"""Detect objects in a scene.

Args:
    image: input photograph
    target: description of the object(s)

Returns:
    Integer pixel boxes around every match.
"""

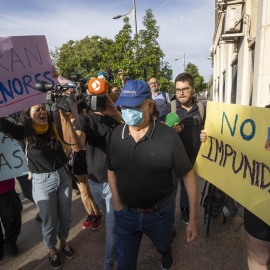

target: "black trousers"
[16,175,34,203]
[0,188,23,247]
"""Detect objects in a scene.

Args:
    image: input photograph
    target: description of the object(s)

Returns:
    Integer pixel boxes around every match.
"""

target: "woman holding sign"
[0,104,74,269]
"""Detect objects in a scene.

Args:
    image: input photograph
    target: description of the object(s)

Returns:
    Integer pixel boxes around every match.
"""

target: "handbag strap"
[36,137,79,184]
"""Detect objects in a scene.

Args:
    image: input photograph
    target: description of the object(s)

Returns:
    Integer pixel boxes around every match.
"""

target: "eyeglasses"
[175,87,191,93]
[149,82,158,86]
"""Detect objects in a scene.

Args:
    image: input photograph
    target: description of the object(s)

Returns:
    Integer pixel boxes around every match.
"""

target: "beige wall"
[212,0,270,107]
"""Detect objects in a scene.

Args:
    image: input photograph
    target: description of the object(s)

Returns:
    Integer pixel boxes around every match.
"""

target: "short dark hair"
[175,73,194,88]
[109,85,120,93]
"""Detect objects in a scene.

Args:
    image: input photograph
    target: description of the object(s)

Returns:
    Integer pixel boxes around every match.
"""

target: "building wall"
[212,0,270,107]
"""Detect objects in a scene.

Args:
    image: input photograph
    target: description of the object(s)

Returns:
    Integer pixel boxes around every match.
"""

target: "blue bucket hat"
[114,80,151,107]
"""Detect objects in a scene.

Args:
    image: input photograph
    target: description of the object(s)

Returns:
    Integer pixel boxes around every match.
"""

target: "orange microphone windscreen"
[87,78,109,94]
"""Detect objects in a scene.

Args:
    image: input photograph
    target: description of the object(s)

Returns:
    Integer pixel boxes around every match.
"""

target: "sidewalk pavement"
[1,175,248,270]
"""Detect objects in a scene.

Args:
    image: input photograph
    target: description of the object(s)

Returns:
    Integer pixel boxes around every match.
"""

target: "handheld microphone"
[85,78,109,112]
[165,112,180,127]
[87,78,109,94]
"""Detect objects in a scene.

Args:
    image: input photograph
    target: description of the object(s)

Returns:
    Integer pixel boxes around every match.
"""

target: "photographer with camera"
[59,78,123,270]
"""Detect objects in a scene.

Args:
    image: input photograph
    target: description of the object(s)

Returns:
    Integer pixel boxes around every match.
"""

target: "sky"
[0,0,215,82]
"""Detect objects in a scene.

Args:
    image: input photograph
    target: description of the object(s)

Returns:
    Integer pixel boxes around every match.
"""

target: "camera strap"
[36,136,79,184]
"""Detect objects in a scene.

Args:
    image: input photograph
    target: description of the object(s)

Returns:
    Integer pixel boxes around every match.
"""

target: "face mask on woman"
[121,107,144,127]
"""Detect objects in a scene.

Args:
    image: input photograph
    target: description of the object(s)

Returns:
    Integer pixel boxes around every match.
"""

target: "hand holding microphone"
[165,112,184,133]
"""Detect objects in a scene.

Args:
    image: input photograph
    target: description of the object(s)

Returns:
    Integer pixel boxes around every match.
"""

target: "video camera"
[104,67,119,83]
[35,76,109,113]
[83,78,109,112]
[35,73,87,112]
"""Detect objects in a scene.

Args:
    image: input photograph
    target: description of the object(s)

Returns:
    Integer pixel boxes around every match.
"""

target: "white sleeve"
[166,93,171,103]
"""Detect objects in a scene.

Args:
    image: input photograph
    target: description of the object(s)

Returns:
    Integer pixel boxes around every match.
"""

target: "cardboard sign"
[0,35,56,117]
[194,101,270,226]
[0,132,28,181]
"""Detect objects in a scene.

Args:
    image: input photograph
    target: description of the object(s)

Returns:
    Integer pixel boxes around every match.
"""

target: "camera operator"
[59,79,123,270]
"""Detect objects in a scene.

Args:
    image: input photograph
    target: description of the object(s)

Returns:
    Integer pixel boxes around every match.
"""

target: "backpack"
[203,187,226,218]
[222,196,240,217]
[161,92,168,104]
[170,99,205,122]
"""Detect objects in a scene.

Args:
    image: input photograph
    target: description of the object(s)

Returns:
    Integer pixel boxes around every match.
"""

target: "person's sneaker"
[161,251,173,270]
[92,214,103,231]
[49,253,62,269]
[82,214,95,229]
[181,207,189,225]
[61,244,75,259]
[5,243,19,257]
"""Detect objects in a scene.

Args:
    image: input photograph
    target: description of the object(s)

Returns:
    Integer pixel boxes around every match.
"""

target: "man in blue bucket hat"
[108,80,200,270]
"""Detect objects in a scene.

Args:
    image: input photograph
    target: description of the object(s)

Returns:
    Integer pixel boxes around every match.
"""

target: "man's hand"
[173,124,182,133]
[200,130,208,142]
[52,65,60,79]
[114,202,125,211]
[108,170,125,211]
[186,219,200,242]
[103,95,119,117]
[118,69,125,86]
[60,108,72,119]
[102,95,123,123]
[118,69,125,81]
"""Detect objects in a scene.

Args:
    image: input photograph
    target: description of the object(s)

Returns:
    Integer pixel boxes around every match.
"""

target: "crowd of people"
[0,69,269,270]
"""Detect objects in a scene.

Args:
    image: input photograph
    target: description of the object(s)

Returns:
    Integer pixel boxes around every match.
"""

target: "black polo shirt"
[159,98,205,164]
[75,111,119,183]
[107,120,192,208]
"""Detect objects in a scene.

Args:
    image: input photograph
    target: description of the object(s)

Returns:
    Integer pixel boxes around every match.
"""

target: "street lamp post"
[113,0,138,35]
[174,53,185,71]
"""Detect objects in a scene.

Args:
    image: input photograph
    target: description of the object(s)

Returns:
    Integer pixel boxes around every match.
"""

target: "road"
[1,175,248,270]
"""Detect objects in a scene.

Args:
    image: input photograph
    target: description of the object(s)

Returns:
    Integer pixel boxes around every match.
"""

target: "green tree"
[100,17,135,87]
[50,36,114,79]
[137,9,172,91]
[185,62,207,92]
[50,9,172,88]
[101,10,172,88]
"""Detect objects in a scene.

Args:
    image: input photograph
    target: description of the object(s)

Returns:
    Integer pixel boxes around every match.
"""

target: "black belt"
[129,193,175,214]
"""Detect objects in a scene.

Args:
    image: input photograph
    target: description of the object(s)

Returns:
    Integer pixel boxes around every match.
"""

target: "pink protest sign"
[0,35,57,117]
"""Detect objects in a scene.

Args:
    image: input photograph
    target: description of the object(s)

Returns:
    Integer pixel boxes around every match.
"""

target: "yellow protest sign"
[194,101,270,226]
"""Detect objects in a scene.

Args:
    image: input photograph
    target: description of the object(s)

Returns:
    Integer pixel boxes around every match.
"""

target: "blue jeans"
[114,200,175,270]
[32,167,72,249]
[89,180,116,270]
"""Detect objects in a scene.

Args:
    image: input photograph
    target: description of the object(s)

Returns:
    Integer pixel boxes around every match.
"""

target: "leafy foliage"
[185,62,207,92]
[50,9,172,88]
[50,36,114,79]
